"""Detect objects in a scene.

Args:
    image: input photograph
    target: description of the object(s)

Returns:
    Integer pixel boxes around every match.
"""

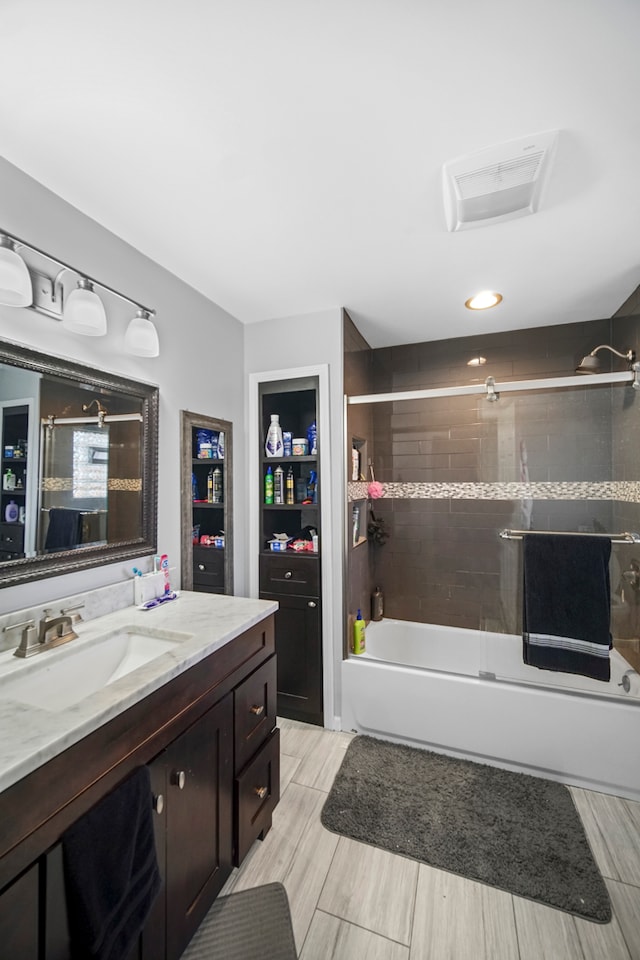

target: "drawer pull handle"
[249,704,264,716]
[198,563,206,571]
[254,786,268,800]
[284,570,293,579]
[153,793,164,815]
[307,600,317,608]
[171,770,186,790]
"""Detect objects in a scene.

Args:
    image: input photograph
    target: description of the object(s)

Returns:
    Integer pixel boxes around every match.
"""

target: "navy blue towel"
[522,534,612,682]
[63,766,161,960]
[44,508,82,550]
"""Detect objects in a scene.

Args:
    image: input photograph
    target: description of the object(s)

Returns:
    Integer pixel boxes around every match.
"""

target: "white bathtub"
[341,619,640,801]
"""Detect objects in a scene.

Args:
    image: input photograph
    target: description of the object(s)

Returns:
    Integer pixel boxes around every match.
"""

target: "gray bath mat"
[321,736,610,922]
[181,882,297,959]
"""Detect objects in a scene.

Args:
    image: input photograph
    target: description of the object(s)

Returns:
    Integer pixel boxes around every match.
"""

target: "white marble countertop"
[0,591,277,794]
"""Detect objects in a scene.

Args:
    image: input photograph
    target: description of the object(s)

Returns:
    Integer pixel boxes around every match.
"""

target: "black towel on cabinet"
[62,765,161,960]
[522,533,612,682]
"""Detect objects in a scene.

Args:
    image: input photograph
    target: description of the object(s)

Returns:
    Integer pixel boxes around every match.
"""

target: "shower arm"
[589,345,635,363]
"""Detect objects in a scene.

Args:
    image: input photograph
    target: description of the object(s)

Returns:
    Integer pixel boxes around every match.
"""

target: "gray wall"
[0,157,246,613]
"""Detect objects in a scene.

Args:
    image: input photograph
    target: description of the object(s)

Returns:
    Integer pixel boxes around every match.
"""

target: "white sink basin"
[2,626,187,712]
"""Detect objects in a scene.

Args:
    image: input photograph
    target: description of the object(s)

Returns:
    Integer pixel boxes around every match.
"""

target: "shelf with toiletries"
[181,413,233,596]
[258,378,323,725]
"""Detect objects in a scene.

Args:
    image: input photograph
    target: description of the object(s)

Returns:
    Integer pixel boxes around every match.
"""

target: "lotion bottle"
[353,609,366,655]
[265,414,284,457]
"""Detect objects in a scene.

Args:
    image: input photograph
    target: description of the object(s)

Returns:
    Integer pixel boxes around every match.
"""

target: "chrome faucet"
[3,608,79,658]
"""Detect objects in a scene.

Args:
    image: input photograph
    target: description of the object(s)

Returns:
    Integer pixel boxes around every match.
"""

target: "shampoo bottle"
[5,500,18,523]
[265,414,284,457]
[353,609,366,655]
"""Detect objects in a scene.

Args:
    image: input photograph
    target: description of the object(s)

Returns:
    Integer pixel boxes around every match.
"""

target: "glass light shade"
[63,279,107,336]
[0,239,33,306]
[124,311,160,357]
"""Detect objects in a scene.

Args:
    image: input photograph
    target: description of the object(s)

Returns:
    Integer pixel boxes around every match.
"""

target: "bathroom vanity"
[0,592,279,960]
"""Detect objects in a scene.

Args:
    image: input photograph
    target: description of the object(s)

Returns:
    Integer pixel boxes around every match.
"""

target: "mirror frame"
[0,337,158,587]
[180,410,233,595]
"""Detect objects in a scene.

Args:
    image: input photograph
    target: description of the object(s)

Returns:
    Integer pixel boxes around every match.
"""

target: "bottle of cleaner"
[371,586,384,621]
[274,465,284,504]
[285,466,295,504]
[353,609,366,655]
[265,414,284,457]
[212,467,223,503]
[264,465,274,504]
[207,467,214,503]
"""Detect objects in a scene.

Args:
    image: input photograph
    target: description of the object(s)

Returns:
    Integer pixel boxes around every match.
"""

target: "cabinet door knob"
[249,704,264,716]
[171,770,186,790]
[307,600,317,608]
[198,563,206,571]
[153,793,164,815]
[284,570,292,579]
[254,786,268,800]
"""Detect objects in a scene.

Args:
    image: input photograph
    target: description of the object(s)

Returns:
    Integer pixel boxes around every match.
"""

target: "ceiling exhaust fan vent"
[443,130,558,231]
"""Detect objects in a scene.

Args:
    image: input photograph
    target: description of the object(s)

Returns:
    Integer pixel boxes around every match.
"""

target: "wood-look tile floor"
[220,720,640,959]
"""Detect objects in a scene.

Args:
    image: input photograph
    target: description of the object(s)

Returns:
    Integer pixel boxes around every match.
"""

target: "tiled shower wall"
[347,312,640,634]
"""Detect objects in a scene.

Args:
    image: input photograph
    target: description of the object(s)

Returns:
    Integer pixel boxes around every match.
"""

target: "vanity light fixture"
[465,291,503,310]
[0,228,158,356]
[124,309,160,357]
[62,278,107,337]
[0,235,33,306]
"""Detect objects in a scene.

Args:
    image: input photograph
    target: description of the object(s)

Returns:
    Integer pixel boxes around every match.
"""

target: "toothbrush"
[140,591,178,610]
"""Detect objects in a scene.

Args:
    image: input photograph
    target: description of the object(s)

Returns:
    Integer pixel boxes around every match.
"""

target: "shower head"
[575,344,635,374]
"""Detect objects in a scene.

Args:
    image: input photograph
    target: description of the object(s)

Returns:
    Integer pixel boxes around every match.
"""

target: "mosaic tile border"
[41,478,142,492]
[348,480,640,503]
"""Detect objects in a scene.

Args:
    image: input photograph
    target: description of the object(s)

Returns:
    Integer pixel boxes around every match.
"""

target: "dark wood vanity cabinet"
[146,696,234,960]
[0,615,278,960]
[0,863,39,959]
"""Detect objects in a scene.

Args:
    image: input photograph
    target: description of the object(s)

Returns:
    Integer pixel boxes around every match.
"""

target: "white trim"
[347,369,634,405]
[247,364,335,727]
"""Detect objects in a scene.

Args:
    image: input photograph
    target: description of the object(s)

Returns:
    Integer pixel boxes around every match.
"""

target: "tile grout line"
[294,830,344,958]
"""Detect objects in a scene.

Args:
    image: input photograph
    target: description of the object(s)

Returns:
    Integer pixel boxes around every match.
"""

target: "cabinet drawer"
[192,547,224,588]
[0,523,24,548]
[234,655,277,774]
[235,727,280,866]
[259,553,319,596]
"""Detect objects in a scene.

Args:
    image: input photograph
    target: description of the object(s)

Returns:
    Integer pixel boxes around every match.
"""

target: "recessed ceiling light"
[465,291,503,310]
[467,355,487,366]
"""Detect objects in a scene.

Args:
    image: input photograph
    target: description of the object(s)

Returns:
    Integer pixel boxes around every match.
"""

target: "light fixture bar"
[43,413,143,429]
[0,227,155,318]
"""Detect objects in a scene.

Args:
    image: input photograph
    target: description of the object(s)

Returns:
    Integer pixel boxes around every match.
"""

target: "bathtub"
[341,618,640,802]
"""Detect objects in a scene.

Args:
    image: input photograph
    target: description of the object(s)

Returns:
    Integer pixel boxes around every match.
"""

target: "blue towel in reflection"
[522,533,612,682]
[62,766,161,960]
[44,508,82,550]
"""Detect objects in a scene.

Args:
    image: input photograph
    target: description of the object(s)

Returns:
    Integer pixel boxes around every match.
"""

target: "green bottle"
[264,465,274,504]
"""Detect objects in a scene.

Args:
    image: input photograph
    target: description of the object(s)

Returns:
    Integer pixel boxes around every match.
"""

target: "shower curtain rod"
[500,528,640,543]
[347,369,635,405]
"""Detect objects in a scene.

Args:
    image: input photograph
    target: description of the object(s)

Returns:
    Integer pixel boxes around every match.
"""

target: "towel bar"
[500,528,640,544]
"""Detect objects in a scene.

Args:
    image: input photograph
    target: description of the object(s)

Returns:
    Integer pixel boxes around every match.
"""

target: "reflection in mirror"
[0,339,158,587]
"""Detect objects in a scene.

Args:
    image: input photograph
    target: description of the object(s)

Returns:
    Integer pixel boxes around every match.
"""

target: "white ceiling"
[2,0,640,348]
